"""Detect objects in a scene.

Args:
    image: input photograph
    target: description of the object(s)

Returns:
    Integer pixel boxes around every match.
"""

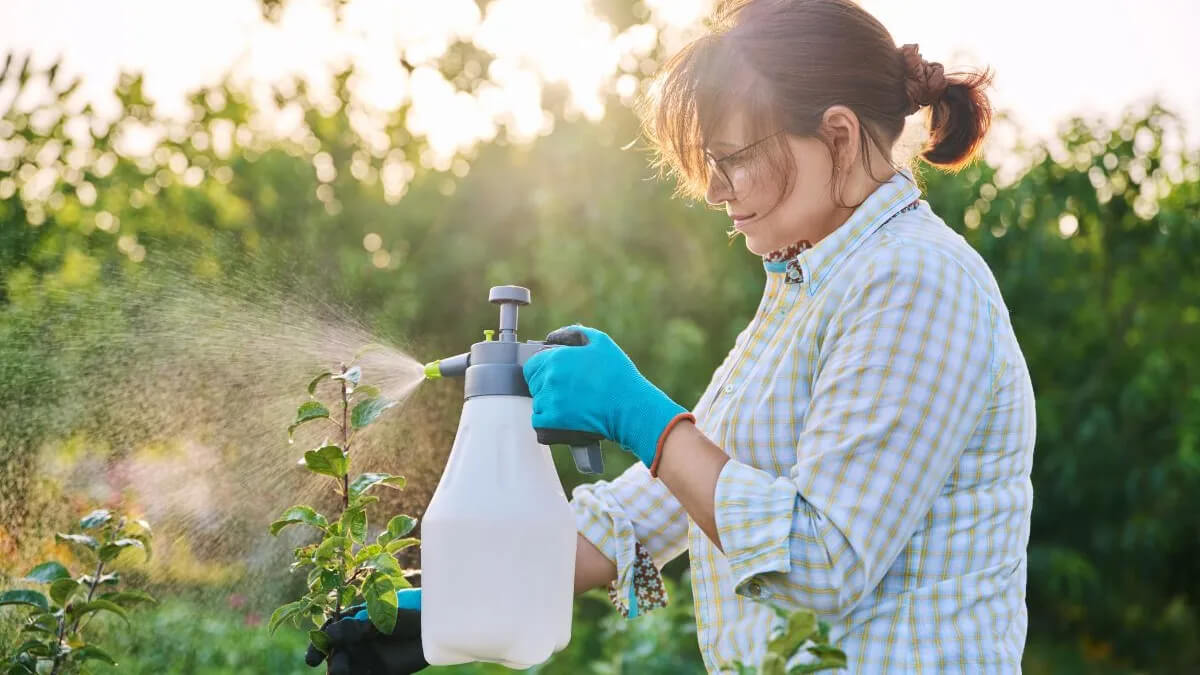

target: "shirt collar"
[761,167,922,292]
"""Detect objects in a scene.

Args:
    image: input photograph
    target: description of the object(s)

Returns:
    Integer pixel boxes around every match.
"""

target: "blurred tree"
[921,105,1200,670]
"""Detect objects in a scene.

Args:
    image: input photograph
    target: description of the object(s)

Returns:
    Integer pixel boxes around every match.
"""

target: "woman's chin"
[732,222,784,257]
[742,233,775,257]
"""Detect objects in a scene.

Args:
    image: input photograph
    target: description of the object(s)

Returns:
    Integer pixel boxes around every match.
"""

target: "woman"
[308,0,1035,672]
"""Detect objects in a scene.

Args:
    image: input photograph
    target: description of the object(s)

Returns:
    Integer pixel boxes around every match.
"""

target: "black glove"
[305,589,426,674]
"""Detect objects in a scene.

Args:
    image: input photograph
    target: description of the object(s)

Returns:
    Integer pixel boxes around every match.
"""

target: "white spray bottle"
[419,285,605,669]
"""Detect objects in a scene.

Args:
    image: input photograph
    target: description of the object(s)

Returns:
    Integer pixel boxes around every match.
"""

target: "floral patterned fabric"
[759,199,920,285]
[606,540,668,618]
[762,238,813,284]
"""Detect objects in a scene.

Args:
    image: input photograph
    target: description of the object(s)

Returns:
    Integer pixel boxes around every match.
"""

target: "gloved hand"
[522,324,694,475]
[305,587,426,674]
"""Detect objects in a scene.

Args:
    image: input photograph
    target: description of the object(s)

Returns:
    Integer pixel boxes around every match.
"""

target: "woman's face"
[703,109,844,255]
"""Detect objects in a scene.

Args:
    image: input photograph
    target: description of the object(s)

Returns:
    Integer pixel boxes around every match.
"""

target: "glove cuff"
[647,412,696,478]
[617,383,688,468]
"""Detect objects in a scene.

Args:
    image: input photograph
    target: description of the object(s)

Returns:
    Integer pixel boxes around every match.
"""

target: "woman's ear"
[819,105,861,174]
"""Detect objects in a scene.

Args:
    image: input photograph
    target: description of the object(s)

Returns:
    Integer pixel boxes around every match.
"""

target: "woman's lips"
[732,213,757,230]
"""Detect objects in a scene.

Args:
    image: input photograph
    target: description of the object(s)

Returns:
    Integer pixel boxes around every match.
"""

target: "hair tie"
[899,43,948,114]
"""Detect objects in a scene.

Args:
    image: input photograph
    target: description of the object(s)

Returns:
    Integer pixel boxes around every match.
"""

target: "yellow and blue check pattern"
[570,168,1036,673]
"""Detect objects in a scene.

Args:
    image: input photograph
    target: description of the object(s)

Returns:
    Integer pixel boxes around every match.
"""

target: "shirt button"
[723,384,734,395]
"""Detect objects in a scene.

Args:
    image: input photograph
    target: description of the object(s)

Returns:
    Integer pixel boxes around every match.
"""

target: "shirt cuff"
[605,540,668,619]
[574,506,668,619]
[713,458,796,602]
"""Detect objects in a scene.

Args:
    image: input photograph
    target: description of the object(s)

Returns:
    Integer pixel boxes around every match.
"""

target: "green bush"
[89,599,309,675]
[77,574,700,675]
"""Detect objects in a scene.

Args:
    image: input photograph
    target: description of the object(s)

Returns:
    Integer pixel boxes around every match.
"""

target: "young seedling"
[724,605,847,674]
[268,353,418,661]
[0,510,156,675]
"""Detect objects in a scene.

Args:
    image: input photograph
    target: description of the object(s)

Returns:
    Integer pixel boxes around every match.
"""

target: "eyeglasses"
[704,130,783,196]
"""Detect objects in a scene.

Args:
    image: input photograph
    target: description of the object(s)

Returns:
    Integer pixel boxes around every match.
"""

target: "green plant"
[0,510,155,675]
[87,597,311,675]
[268,354,417,659]
[723,605,846,675]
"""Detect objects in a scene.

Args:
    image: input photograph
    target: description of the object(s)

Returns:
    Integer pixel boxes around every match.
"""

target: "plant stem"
[341,374,350,512]
[49,559,104,675]
[334,367,351,618]
[49,612,67,675]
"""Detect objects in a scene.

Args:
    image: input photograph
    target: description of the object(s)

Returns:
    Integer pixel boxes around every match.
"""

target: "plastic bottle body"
[421,395,575,668]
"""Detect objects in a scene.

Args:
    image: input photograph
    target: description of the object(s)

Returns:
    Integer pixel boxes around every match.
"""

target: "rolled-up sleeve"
[713,246,997,617]
[571,458,689,618]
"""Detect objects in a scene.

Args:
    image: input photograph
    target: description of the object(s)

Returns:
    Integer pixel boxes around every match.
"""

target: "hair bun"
[899,43,948,113]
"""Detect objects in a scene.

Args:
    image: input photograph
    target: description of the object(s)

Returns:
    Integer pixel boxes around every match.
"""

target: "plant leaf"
[24,561,70,583]
[350,397,396,429]
[13,639,52,658]
[761,652,786,675]
[333,366,362,387]
[343,507,367,543]
[289,401,331,440]
[307,371,332,396]
[79,509,113,530]
[71,599,129,625]
[339,585,357,610]
[308,629,331,656]
[98,538,146,563]
[313,536,345,564]
[98,590,157,608]
[129,533,153,561]
[270,505,329,535]
[22,613,58,635]
[387,515,417,539]
[71,644,118,666]
[367,553,403,575]
[800,644,847,670]
[348,473,405,497]
[0,590,48,610]
[302,445,348,479]
[49,579,80,607]
[309,567,340,593]
[55,533,98,551]
[353,384,381,399]
[365,573,398,635]
[352,544,383,565]
[268,600,308,635]
[767,608,819,657]
[78,573,119,587]
[384,538,419,554]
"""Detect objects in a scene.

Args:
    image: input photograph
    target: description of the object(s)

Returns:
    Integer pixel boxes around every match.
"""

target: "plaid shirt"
[570,168,1035,673]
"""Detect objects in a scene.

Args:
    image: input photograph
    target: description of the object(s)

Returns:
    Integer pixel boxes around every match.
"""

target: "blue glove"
[305,588,425,674]
[523,325,693,472]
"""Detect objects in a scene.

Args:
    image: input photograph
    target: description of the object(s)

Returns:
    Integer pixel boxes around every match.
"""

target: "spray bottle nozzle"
[420,285,604,475]
[423,352,470,380]
[423,361,441,380]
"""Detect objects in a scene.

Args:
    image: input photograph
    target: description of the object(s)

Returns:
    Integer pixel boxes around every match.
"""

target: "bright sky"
[2,0,1198,169]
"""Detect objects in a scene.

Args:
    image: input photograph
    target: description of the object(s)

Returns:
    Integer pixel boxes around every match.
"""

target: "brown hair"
[637,0,994,206]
